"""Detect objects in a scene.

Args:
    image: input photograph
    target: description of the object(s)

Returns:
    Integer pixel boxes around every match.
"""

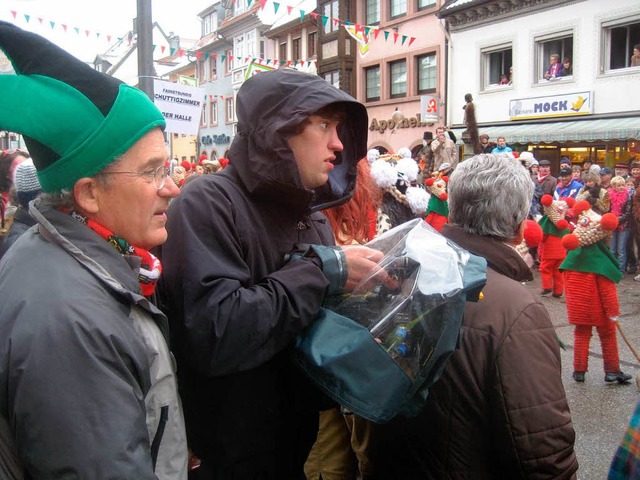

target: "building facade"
[439,0,640,170]
[355,0,446,156]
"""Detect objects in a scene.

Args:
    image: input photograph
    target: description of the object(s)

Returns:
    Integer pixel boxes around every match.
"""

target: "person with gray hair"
[375,154,578,479]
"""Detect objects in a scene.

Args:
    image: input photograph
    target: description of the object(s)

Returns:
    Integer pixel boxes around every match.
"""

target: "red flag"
[10,11,17,20]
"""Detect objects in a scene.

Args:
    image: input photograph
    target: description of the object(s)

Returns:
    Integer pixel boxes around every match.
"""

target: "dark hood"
[228,68,368,214]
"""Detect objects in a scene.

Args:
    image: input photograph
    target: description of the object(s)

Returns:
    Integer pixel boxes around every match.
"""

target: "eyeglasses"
[102,164,169,190]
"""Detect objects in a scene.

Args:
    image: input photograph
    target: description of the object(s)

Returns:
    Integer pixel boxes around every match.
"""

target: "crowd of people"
[1,22,639,480]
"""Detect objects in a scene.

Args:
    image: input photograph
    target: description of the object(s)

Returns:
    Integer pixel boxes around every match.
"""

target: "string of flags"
[6,0,417,60]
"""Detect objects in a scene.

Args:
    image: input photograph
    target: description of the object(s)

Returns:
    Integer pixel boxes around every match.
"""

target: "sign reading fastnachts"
[509,91,593,121]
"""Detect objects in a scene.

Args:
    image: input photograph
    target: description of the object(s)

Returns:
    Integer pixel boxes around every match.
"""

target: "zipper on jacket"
[150,405,169,470]
[297,220,309,230]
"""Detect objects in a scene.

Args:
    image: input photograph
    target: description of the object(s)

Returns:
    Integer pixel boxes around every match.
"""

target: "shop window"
[365,65,380,102]
[390,59,407,98]
[209,57,217,81]
[201,104,208,127]
[535,33,573,83]
[602,18,640,72]
[324,70,340,89]
[390,0,407,19]
[322,1,339,34]
[234,35,245,69]
[366,0,380,25]
[417,52,436,94]
[224,49,232,75]
[292,37,301,61]
[307,32,317,58]
[481,44,512,90]
[210,101,218,127]
[418,0,436,9]
[279,41,287,61]
[225,97,234,123]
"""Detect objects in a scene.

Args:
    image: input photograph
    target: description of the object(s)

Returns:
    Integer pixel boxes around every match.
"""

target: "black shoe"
[604,371,632,384]
[552,293,562,298]
[573,371,585,382]
[540,289,552,296]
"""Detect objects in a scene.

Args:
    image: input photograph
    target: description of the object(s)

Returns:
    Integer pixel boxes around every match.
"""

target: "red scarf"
[74,213,162,296]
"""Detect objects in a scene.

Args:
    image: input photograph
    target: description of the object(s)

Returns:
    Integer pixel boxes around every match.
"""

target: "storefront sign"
[369,114,430,133]
[420,95,439,123]
[509,91,593,121]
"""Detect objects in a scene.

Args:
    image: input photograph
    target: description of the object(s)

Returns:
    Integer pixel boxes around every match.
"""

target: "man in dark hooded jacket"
[158,68,383,478]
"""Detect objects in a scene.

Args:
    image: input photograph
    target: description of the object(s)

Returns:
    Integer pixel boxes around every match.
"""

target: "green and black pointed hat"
[0,21,165,192]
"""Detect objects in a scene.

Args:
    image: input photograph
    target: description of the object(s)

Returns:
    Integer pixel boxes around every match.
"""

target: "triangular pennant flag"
[204,53,210,59]
[229,55,234,61]
[355,24,363,34]
[62,24,68,32]
[401,35,407,45]
[373,28,380,40]
[244,56,249,62]
[50,21,55,30]
[333,18,340,27]
[213,53,218,60]
[170,47,176,56]
[393,33,398,43]
[309,12,318,20]
[221,55,226,62]
[321,16,329,28]
[300,10,306,21]
[161,45,166,53]
[259,0,267,9]
[85,30,90,37]
[73,27,80,35]
[10,11,17,20]
[280,60,286,66]
[364,26,371,36]
[152,44,157,52]
[178,49,185,56]
[408,37,416,47]
[287,6,293,14]
[24,15,31,23]
[273,2,280,14]
[96,32,100,39]
[107,34,112,43]
[220,95,224,100]
[209,95,213,101]
[196,52,203,60]
[38,18,44,25]
[383,31,389,41]
[248,0,253,5]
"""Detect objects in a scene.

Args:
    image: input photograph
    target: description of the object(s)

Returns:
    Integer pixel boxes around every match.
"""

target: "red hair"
[322,159,381,245]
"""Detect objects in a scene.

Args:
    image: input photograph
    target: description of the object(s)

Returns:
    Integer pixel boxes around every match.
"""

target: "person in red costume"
[560,200,632,384]
[423,174,448,232]
[537,194,574,297]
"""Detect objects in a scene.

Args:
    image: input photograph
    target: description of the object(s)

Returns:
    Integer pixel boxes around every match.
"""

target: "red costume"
[538,195,572,296]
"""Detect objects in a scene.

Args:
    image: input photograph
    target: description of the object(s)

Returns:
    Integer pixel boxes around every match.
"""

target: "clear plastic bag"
[326,219,470,381]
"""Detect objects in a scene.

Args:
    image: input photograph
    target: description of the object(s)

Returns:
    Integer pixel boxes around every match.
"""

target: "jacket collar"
[442,224,533,282]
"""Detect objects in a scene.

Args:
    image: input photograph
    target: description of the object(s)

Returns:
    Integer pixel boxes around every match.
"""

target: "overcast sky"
[2,0,210,62]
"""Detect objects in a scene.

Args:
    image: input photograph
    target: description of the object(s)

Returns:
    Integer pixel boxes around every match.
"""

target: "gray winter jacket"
[0,203,187,479]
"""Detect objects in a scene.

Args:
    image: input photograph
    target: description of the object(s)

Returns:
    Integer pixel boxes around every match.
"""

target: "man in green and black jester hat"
[0,22,188,479]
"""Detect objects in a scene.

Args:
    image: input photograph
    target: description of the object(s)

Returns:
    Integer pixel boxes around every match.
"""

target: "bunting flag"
[344,24,371,59]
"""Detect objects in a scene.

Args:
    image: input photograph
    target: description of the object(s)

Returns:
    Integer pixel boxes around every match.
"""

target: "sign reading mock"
[509,91,593,121]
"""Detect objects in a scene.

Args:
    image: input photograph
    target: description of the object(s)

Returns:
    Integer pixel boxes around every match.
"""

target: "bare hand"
[341,246,396,292]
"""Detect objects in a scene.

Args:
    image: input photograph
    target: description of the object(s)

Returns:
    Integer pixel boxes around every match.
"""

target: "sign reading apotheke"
[509,91,593,121]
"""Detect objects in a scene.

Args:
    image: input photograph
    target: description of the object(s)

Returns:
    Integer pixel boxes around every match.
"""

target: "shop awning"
[455,117,640,144]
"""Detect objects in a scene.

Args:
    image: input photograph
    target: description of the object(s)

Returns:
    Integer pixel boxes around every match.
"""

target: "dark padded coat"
[158,69,368,479]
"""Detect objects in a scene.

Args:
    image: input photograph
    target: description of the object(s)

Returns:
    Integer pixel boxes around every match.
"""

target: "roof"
[454,117,640,144]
